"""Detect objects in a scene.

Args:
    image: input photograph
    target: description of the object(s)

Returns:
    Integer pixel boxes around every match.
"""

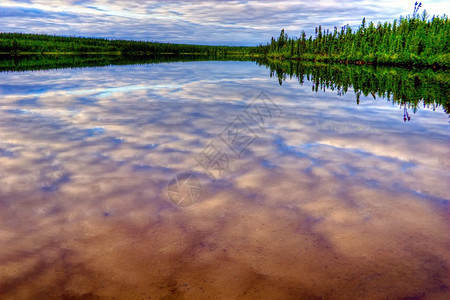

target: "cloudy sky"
[1,0,449,45]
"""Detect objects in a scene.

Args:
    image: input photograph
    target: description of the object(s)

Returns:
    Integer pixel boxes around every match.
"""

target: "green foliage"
[0,32,255,56]
[256,14,450,68]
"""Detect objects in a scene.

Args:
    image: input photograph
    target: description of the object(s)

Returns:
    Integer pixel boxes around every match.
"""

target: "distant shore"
[2,12,449,70]
[254,15,449,69]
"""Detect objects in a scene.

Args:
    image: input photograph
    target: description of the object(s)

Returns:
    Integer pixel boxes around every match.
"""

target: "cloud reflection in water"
[0,61,448,299]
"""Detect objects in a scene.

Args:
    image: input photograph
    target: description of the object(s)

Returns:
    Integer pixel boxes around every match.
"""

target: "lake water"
[0,59,449,299]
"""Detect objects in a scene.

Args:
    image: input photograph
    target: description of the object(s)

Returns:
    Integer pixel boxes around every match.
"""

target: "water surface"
[0,60,449,299]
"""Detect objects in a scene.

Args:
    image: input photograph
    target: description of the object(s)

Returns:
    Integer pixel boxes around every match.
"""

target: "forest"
[255,13,449,68]
[0,10,449,68]
[0,32,255,56]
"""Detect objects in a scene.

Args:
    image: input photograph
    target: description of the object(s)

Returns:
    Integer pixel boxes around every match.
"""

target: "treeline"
[256,58,450,115]
[1,12,449,68]
[256,13,449,68]
[0,33,255,55]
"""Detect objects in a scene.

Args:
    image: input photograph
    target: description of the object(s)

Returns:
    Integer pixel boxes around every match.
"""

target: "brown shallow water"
[0,61,449,299]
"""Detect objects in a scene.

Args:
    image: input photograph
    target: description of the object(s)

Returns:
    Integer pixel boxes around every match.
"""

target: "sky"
[1,0,449,46]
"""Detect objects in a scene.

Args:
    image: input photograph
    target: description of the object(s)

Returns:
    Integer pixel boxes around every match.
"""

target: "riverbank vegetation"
[1,10,448,68]
[0,33,255,56]
[255,13,449,68]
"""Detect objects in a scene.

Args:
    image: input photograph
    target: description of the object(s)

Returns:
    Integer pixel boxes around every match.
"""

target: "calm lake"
[0,58,449,299]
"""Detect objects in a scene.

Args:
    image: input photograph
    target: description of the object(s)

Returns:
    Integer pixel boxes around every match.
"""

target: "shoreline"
[1,52,446,69]
[265,54,448,69]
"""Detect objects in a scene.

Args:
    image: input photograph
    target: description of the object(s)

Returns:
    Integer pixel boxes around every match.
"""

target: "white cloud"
[1,0,449,45]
